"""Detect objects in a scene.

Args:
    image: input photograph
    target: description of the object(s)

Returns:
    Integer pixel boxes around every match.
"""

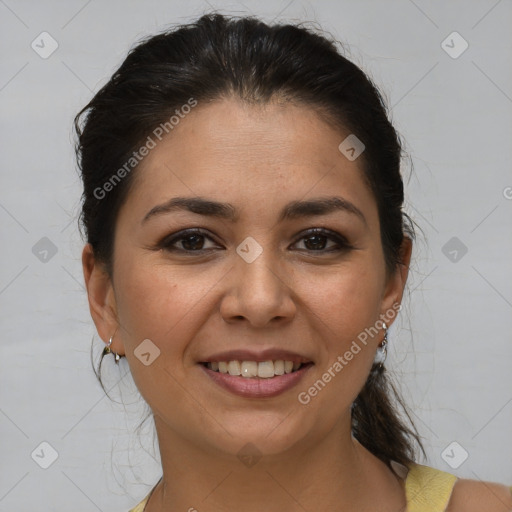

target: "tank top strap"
[404,462,458,512]
[128,476,162,512]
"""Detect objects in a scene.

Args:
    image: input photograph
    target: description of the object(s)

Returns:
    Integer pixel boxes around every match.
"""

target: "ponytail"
[351,364,426,468]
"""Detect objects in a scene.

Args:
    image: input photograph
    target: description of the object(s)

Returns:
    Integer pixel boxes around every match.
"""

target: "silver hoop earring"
[103,333,121,364]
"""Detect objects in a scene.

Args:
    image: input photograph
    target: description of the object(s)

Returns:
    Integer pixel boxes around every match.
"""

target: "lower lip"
[199,363,314,398]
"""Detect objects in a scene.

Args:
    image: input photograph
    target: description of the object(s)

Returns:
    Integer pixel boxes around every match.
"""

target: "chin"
[211,413,312,459]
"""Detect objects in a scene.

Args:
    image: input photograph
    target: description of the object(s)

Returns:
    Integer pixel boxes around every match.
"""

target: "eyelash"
[157,227,352,255]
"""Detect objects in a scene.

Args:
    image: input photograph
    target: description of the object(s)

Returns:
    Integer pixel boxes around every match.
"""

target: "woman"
[76,13,512,512]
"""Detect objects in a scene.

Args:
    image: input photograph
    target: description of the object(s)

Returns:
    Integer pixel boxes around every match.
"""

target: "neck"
[144,414,406,512]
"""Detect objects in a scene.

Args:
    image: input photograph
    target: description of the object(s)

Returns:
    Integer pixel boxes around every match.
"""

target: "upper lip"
[199,349,313,364]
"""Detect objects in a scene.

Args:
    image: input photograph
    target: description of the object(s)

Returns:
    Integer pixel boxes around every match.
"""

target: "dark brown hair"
[75,13,425,469]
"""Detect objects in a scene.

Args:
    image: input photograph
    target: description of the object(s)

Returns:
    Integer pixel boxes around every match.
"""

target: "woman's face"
[85,97,409,458]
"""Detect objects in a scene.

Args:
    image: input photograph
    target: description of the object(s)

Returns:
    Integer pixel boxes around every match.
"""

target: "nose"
[220,247,296,328]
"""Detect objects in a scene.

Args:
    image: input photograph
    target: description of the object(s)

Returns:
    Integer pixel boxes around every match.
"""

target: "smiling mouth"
[200,360,313,378]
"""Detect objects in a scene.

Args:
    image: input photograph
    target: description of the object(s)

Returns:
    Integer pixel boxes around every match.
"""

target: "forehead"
[119,98,378,226]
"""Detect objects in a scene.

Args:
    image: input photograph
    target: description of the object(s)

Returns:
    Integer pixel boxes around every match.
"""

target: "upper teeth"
[207,360,302,378]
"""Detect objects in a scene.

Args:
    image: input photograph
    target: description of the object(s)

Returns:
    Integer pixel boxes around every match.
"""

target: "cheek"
[303,262,384,340]
[301,271,384,411]
[113,260,208,408]
[113,259,207,349]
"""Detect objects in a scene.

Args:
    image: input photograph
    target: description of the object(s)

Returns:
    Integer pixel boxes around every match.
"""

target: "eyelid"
[292,227,349,243]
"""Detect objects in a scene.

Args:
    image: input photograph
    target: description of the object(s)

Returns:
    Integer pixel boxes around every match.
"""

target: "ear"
[380,236,412,326]
[82,243,124,355]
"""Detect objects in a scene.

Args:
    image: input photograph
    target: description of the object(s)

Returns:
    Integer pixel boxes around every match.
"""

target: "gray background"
[1,0,511,510]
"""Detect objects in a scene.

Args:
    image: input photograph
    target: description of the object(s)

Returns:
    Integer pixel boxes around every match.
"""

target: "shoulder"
[446,478,512,512]
[402,462,511,512]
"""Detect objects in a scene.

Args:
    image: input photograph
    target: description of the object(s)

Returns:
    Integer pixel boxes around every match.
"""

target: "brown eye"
[292,228,351,253]
[302,234,331,251]
[178,233,207,250]
[157,227,351,255]
[160,229,221,253]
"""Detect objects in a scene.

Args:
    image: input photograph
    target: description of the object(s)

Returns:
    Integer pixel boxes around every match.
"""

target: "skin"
[82,97,413,511]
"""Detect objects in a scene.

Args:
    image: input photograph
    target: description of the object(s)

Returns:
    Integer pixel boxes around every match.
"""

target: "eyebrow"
[142,196,367,226]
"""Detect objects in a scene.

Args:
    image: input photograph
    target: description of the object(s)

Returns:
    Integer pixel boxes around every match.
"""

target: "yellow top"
[405,463,457,511]
[128,462,512,512]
